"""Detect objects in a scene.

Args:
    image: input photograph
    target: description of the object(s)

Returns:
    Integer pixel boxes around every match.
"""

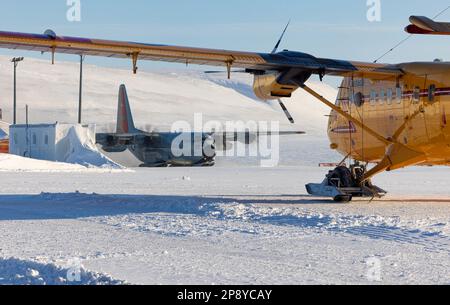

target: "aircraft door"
[405,83,428,147]
[349,78,365,159]
[423,82,442,143]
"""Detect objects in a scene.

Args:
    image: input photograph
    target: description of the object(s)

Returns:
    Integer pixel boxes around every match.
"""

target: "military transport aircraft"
[0,15,448,201]
[96,84,216,167]
[96,84,303,167]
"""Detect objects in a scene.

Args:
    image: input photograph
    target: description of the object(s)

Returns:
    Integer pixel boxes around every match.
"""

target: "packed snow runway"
[0,165,449,285]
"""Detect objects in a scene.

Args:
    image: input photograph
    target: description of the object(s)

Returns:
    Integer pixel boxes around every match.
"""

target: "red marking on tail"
[121,88,128,133]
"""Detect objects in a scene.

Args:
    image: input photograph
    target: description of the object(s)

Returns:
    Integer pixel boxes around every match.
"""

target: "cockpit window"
[370,90,377,106]
[379,89,385,105]
[387,89,393,105]
[396,87,402,104]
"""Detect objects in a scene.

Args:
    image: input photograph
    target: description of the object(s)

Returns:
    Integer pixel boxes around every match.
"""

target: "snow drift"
[8,123,123,169]
[0,257,125,285]
[0,120,8,140]
[60,125,122,169]
[0,153,127,173]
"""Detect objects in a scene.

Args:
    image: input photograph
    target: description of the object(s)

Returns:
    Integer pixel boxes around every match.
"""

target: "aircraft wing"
[97,131,304,147]
[96,133,135,146]
[0,30,403,79]
[96,133,161,145]
[406,16,450,35]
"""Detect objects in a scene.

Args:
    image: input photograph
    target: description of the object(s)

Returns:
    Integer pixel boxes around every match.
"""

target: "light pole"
[11,57,24,125]
[78,55,85,124]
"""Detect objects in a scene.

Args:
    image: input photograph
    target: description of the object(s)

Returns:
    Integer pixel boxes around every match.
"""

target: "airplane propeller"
[272,20,296,124]
[272,20,291,54]
[278,99,295,124]
[207,20,296,125]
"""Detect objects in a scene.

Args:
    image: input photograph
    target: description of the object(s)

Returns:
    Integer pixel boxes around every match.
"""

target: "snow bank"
[0,120,9,140]
[61,125,123,169]
[0,154,129,173]
[9,124,124,170]
[0,154,85,172]
[0,257,125,285]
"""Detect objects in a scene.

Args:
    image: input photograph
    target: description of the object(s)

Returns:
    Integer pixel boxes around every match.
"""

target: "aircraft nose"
[203,136,216,158]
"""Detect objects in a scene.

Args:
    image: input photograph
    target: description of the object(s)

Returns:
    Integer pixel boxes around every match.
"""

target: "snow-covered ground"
[0,56,448,285]
[0,166,449,285]
[0,154,129,173]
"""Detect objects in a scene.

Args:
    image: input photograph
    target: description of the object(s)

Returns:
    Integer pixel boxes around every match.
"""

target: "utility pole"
[78,55,85,124]
[11,57,24,125]
[25,104,29,126]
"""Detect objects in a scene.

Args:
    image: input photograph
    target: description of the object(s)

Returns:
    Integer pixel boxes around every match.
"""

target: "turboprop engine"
[252,68,311,100]
[96,134,128,153]
[253,73,298,100]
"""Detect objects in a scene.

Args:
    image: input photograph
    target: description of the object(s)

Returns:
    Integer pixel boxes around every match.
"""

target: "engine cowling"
[102,145,127,153]
[253,74,298,100]
[97,134,128,153]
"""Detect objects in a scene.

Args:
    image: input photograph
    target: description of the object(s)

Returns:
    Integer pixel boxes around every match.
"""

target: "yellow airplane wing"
[0,29,403,79]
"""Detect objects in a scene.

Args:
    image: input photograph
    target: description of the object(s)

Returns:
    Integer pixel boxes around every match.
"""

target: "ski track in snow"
[25,192,450,254]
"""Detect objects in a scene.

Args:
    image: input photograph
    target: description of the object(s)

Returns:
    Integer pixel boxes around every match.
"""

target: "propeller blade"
[278,99,295,124]
[271,20,291,54]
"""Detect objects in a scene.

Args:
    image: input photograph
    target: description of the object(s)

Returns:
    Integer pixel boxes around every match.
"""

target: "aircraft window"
[396,87,402,104]
[370,90,377,105]
[428,85,436,102]
[353,92,364,107]
[413,86,421,103]
[379,89,385,104]
[387,89,393,105]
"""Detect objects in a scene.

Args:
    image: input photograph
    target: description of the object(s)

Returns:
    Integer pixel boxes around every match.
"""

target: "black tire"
[328,166,354,187]
[334,195,353,203]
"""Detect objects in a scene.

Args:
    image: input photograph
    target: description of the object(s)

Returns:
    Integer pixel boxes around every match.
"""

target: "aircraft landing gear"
[306,162,387,202]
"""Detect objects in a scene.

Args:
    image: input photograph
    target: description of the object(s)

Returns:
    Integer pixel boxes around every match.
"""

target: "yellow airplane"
[0,15,447,201]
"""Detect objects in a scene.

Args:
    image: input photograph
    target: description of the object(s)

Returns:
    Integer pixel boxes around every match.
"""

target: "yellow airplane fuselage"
[328,62,450,167]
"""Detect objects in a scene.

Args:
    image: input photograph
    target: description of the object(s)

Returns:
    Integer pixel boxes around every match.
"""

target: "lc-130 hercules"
[96,84,303,167]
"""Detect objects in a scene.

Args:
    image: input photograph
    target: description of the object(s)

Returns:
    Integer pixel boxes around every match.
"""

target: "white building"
[9,123,96,162]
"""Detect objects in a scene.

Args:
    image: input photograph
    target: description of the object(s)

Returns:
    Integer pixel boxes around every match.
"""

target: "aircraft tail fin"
[117,84,137,134]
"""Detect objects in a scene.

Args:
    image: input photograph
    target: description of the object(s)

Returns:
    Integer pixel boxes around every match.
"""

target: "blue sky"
[0,0,450,80]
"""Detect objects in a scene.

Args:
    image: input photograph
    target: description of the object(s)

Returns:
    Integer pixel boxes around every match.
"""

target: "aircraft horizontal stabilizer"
[406,16,450,35]
[215,131,304,145]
